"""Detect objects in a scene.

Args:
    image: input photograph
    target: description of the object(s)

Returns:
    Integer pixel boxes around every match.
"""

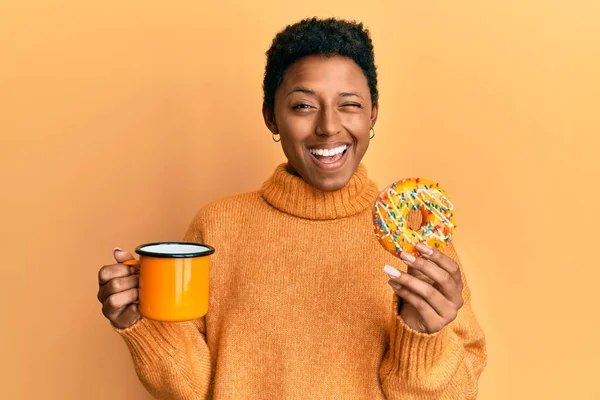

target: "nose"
[315,106,342,137]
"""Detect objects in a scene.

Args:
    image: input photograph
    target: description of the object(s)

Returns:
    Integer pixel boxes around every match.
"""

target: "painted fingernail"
[383,265,402,278]
[416,243,433,256]
[400,252,416,263]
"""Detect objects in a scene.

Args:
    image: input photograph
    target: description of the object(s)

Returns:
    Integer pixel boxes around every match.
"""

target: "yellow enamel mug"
[124,242,215,322]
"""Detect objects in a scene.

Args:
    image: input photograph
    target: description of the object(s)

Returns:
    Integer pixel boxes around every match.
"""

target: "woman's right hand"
[97,248,141,329]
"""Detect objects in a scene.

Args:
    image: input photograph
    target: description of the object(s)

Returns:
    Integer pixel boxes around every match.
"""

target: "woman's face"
[263,55,378,192]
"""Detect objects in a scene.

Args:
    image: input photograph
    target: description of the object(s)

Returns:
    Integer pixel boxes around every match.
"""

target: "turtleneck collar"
[260,163,380,220]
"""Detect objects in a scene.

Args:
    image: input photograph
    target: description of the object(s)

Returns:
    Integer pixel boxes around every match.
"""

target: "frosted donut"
[373,178,456,257]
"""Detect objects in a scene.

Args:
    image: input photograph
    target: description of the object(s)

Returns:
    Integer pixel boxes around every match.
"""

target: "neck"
[260,162,380,220]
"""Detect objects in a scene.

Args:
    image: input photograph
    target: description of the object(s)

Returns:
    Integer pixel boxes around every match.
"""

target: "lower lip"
[308,146,350,170]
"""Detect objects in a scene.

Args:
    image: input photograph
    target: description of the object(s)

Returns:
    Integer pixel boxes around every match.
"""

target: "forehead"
[280,55,369,94]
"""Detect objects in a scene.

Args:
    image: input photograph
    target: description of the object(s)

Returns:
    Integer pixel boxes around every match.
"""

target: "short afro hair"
[263,17,378,111]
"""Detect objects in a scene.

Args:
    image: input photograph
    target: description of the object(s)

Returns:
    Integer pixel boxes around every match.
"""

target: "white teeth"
[309,145,347,157]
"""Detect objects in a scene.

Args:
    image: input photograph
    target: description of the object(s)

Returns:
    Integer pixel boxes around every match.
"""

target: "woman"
[97,17,487,399]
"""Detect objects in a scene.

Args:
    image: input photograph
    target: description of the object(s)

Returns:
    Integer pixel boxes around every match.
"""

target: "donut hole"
[407,208,424,231]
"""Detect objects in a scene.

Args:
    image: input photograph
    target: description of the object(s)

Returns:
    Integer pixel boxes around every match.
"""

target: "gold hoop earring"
[369,127,375,139]
[272,132,281,142]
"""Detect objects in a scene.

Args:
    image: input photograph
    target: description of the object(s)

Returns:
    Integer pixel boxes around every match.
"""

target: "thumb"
[113,247,136,264]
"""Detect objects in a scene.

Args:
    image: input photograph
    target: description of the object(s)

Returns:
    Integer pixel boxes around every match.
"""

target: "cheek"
[345,117,371,141]
[279,115,316,142]
[280,142,298,163]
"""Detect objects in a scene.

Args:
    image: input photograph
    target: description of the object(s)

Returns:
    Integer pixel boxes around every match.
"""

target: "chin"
[309,170,353,192]
[286,150,361,192]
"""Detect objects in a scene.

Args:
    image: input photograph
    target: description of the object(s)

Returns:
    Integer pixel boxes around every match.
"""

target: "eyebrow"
[339,91,362,99]
[286,87,315,96]
[286,87,362,98]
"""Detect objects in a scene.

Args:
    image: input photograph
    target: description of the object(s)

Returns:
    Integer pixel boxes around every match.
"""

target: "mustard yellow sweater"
[116,163,487,399]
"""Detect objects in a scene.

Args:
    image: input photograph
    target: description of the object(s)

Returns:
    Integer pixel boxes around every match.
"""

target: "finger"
[113,248,136,264]
[388,281,444,331]
[98,263,133,286]
[389,272,454,319]
[414,243,464,302]
[112,303,141,329]
[415,243,462,283]
[385,263,434,285]
[102,288,139,320]
[400,252,458,300]
[97,274,139,303]
[406,265,435,285]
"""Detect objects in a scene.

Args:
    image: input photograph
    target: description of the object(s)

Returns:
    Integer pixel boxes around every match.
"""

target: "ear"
[262,102,278,133]
[370,100,379,128]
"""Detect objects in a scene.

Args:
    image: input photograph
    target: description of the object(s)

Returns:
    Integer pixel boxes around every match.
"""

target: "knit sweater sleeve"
[113,210,213,400]
[378,243,487,399]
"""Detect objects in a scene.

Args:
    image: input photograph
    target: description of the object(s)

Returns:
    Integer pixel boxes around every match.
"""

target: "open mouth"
[307,144,350,167]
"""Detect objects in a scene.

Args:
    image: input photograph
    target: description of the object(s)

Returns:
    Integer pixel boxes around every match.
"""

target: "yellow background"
[1,1,598,399]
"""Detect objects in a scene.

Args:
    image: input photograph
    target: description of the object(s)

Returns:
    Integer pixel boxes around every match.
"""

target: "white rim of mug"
[134,242,215,258]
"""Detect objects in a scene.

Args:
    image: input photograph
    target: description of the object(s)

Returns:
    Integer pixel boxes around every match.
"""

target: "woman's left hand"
[385,243,464,334]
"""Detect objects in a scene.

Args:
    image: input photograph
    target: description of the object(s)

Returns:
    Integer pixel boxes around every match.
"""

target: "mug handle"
[123,259,140,273]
